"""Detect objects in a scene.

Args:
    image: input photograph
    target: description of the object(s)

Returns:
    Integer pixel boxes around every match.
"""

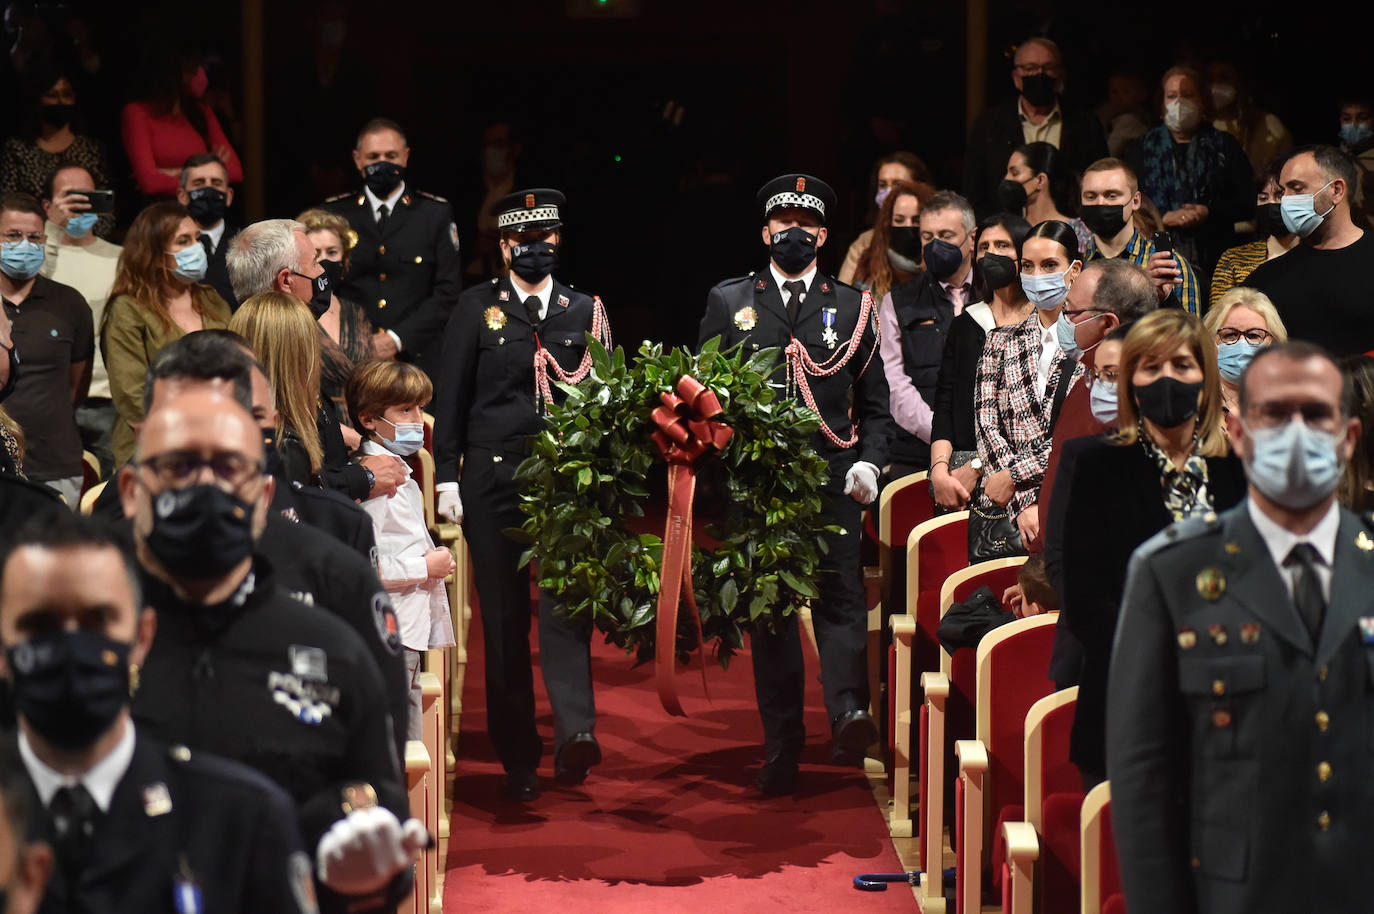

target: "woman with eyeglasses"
[1202,286,1288,424]
[1054,308,1246,787]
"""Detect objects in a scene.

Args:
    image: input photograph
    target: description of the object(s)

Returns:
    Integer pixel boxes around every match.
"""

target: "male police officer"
[433,188,611,802]
[1108,342,1374,913]
[1,513,315,913]
[322,118,461,372]
[119,389,423,913]
[699,174,895,795]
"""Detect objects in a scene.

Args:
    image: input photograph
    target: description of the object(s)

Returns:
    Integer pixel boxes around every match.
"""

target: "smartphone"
[77,189,116,215]
[1151,230,1174,255]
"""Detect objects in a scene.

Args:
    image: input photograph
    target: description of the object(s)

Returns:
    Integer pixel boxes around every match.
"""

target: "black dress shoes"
[503,768,541,802]
[754,752,800,797]
[831,708,879,762]
[554,731,602,784]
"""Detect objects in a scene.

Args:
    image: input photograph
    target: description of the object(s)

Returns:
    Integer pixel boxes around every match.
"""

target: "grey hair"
[1015,37,1063,67]
[921,190,976,236]
[225,219,307,304]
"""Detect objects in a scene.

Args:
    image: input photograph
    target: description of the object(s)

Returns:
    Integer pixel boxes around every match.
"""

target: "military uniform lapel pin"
[1177,627,1197,649]
[143,782,173,817]
[1195,567,1225,601]
[1360,617,1374,644]
[1357,530,1373,551]
[484,306,506,330]
[498,289,510,302]
[558,294,570,308]
[755,279,767,291]
[1240,622,1261,645]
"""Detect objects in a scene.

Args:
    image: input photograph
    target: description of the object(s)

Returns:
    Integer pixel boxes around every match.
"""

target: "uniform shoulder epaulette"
[717,274,755,288]
[323,192,353,203]
[417,190,449,203]
[1135,510,1223,561]
[829,275,860,293]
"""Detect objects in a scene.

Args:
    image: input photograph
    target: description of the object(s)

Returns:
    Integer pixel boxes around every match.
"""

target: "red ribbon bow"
[650,376,733,716]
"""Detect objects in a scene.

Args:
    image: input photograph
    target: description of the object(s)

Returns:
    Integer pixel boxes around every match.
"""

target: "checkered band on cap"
[764,192,825,218]
[498,206,560,229]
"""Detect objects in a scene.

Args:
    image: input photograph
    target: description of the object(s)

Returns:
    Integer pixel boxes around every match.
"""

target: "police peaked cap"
[491,188,565,233]
[757,174,835,224]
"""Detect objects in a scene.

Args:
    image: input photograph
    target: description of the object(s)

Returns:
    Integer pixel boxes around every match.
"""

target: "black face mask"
[977,252,1018,290]
[995,178,1028,212]
[185,186,227,227]
[1255,203,1288,239]
[144,484,257,578]
[889,225,922,260]
[363,161,405,197]
[922,238,965,280]
[1134,377,1202,429]
[308,259,338,318]
[7,630,130,750]
[769,226,819,275]
[39,103,75,129]
[0,344,19,405]
[509,241,558,283]
[1020,73,1058,108]
[1080,203,1130,239]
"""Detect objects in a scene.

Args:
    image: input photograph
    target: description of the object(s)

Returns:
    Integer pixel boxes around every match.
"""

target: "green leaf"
[720,577,738,613]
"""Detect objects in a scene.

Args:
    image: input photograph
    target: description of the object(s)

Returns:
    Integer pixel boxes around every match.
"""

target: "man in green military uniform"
[1108,341,1372,913]
[322,118,461,373]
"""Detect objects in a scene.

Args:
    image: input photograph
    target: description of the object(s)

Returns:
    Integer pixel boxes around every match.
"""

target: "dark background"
[2,0,1353,348]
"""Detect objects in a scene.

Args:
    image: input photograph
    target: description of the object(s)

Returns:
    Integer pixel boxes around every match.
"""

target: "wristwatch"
[362,465,376,490]
[970,457,985,476]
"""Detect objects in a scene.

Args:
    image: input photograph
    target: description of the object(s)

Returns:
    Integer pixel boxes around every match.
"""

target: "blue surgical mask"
[171,243,208,282]
[1021,267,1075,310]
[0,240,45,280]
[1089,376,1118,425]
[1280,179,1335,237]
[1339,122,1373,147]
[65,213,98,238]
[380,420,424,457]
[1244,419,1344,510]
[1056,310,1105,362]
[1216,340,1262,384]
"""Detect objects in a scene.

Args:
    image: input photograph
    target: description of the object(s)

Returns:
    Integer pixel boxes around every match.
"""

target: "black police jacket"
[22,730,314,914]
[322,186,462,367]
[698,268,894,472]
[132,559,410,914]
[433,275,604,483]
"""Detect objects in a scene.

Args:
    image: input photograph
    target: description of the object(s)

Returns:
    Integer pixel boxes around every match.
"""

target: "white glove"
[316,806,429,896]
[438,490,464,524]
[843,461,880,505]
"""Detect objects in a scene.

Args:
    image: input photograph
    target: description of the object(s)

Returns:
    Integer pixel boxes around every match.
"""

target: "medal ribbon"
[649,374,734,715]
[783,289,880,448]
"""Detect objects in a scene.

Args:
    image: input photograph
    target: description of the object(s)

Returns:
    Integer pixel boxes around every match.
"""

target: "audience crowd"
[1,21,1373,914]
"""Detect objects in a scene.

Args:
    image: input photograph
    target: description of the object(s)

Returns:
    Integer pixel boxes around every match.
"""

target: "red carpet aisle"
[443,608,916,912]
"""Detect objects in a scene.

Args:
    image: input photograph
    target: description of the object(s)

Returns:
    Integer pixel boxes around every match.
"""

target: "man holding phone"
[1078,157,1201,314]
[40,165,121,476]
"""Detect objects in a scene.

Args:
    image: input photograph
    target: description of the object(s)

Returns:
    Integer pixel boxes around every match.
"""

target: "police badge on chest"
[268,645,340,726]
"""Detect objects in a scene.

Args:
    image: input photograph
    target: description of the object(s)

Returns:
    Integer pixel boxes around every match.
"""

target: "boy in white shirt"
[347,359,456,739]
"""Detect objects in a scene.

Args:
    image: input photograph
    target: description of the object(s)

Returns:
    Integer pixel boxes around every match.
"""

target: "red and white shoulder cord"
[532,295,613,413]
[782,289,879,448]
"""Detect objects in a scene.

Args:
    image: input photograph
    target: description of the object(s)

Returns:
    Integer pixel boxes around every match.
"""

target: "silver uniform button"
[493,455,503,463]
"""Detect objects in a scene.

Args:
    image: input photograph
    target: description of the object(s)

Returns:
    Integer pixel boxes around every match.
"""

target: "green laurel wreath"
[512,336,837,668]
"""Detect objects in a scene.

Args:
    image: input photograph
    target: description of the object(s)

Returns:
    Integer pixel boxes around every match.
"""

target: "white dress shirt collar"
[512,276,554,322]
[364,181,406,221]
[1247,497,1341,601]
[768,263,817,297]
[19,719,136,813]
[200,219,226,252]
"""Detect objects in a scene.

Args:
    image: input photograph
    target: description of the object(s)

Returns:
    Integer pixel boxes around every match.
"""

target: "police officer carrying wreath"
[1109,341,1374,913]
[698,174,895,796]
[322,118,462,372]
[433,188,612,802]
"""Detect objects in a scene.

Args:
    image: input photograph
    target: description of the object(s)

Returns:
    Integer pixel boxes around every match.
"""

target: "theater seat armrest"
[955,738,987,773]
[1002,821,1039,862]
[921,670,949,698]
[890,613,916,637]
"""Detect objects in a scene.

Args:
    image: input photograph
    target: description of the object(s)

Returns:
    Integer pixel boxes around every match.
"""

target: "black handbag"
[967,482,1026,562]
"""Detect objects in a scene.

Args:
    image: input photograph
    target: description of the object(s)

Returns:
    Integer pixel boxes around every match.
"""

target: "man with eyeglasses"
[0,192,92,507]
[1242,145,1374,355]
[119,387,425,914]
[963,37,1107,217]
[1109,341,1374,913]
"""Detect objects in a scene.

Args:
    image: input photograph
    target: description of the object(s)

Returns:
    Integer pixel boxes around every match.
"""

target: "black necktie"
[783,280,806,324]
[524,293,540,327]
[198,233,213,255]
[1285,543,1326,640]
[376,203,390,230]
[50,783,98,878]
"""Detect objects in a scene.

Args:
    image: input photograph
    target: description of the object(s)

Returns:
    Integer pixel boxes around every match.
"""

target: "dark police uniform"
[19,731,316,914]
[1107,503,1374,914]
[132,560,410,914]
[698,174,894,770]
[433,188,610,789]
[322,184,462,372]
[884,271,957,470]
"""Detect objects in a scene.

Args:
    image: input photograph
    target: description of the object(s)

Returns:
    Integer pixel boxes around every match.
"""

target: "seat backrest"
[880,472,933,550]
[79,480,106,516]
[80,450,101,495]
[976,614,1058,841]
[421,411,436,456]
[1026,687,1083,914]
[407,447,438,533]
[937,557,1026,676]
[907,511,969,676]
[1079,782,1120,914]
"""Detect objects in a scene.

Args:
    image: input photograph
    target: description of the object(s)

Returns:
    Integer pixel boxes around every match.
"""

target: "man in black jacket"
[699,174,895,795]
[175,153,238,310]
[962,38,1107,218]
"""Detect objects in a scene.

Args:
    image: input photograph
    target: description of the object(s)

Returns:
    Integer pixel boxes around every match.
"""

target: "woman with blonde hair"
[1202,286,1287,422]
[102,200,232,464]
[229,291,324,484]
[1054,308,1247,787]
